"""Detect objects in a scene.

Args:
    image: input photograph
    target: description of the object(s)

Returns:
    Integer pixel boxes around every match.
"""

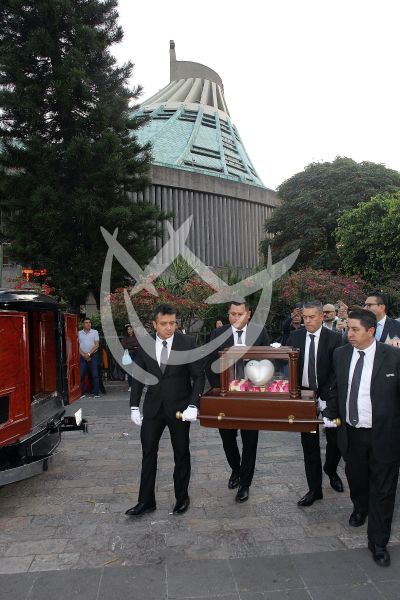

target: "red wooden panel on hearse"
[30,311,57,395]
[0,311,31,446]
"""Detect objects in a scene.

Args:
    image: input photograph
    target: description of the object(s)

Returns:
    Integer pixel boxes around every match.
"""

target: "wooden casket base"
[200,388,320,433]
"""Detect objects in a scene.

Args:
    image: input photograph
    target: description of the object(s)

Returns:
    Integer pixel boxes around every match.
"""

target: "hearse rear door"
[0,311,31,446]
[64,313,81,403]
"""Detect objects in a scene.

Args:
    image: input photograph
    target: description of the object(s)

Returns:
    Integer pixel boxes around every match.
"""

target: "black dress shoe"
[368,541,390,567]
[228,471,240,489]
[235,485,249,503]
[329,473,344,493]
[297,490,323,507]
[125,502,156,516]
[349,511,367,527]
[172,497,190,515]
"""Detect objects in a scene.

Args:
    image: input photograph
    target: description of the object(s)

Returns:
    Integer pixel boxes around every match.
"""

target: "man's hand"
[130,407,143,426]
[181,405,198,422]
[316,398,327,414]
[323,416,338,428]
[337,300,349,320]
[335,319,347,332]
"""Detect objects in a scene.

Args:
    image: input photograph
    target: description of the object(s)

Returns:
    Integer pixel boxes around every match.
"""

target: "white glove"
[181,405,198,422]
[323,416,337,428]
[130,407,143,426]
[316,398,327,414]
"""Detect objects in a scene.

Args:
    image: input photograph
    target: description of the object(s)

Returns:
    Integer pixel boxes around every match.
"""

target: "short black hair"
[152,303,176,320]
[367,291,388,312]
[348,309,377,332]
[303,301,323,312]
[229,299,250,310]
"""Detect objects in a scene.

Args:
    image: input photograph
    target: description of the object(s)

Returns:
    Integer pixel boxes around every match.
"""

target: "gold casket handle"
[176,411,341,427]
[176,411,225,421]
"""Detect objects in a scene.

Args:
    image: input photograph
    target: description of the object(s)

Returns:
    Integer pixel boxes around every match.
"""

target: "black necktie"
[308,334,317,391]
[236,330,244,379]
[348,350,365,426]
[160,340,168,374]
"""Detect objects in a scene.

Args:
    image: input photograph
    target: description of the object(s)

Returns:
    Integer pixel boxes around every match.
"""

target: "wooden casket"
[200,346,320,432]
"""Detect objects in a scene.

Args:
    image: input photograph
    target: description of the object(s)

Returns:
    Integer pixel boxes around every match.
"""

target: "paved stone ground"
[0,382,399,599]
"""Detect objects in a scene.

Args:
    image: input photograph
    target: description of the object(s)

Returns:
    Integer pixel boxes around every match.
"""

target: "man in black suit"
[324,309,400,567]
[206,300,270,503]
[364,291,400,344]
[287,301,343,507]
[126,304,204,517]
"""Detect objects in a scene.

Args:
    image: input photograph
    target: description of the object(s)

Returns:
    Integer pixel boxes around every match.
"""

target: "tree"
[261,157,400,271]
[0,0,166,309]
[337,191,400,284]
[99,278,213,335]
[268,268,367,326]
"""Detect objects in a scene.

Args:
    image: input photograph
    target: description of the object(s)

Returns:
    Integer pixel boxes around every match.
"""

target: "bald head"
[323,304,337,323]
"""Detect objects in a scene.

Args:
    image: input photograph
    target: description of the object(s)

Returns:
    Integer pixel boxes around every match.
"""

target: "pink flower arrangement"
[229,379,289,393]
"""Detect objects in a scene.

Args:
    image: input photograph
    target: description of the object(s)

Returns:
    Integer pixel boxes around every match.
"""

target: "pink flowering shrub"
[270,269,368,321]
[103,276,214,333]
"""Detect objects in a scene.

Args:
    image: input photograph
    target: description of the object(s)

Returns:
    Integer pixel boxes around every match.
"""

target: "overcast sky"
[112,0,400,190]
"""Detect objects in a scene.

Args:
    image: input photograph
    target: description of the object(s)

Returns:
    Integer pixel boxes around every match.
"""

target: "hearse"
[0,289,87,485]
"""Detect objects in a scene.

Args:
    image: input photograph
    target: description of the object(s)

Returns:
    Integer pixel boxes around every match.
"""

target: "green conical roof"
[134,41,264,187]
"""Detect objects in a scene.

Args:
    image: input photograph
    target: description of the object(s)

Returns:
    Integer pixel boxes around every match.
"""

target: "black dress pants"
[219,428,259,487]
[346,426,400,547]
[301,427,341,492]
[138,405,191,506]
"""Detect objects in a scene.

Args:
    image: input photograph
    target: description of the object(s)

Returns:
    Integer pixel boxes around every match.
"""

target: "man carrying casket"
[126,304,204,517]
[206,300,270,503]
[287,300,343,507]
[324,309,400,567]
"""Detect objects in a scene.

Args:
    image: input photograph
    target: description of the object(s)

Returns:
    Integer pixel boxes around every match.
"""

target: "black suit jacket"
[205,323,270,388]
[326,342,400,463]
[287,326,343,401]
[380,316,400,343]
[130,332,205,419]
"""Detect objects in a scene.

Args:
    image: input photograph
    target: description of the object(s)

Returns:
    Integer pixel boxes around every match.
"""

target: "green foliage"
[261,157,400,271]
[337,191,400,284]
[377,283,400,318]
[157,258,196,296]
[0,0,167,309]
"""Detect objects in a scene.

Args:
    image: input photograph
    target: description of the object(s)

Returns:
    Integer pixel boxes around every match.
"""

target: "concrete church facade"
[133,41,279,270]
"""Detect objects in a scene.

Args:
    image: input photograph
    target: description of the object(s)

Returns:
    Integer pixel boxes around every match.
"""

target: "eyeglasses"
[364,303,381,308]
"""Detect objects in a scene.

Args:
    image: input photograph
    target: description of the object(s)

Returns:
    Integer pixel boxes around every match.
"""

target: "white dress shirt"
[155,334,174,366]
[302,327,322,389]
[232,324,248,345]
[323,317,339,330]
[346,340,376,428]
